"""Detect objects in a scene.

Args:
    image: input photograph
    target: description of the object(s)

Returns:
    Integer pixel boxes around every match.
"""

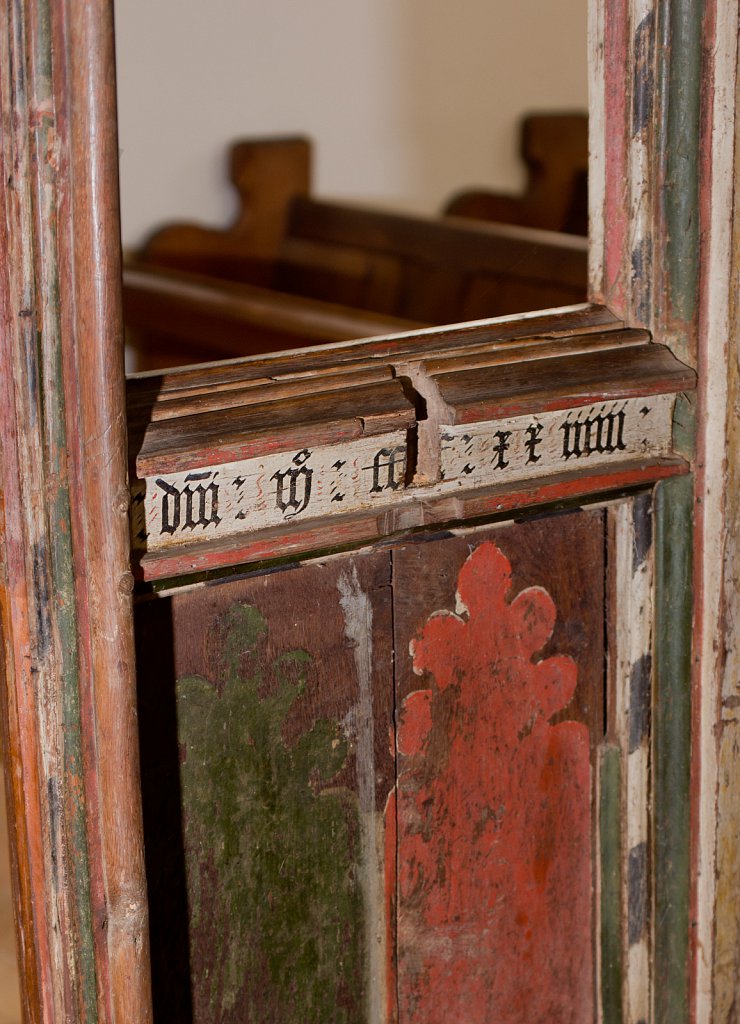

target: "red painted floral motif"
[386,540,593,1024]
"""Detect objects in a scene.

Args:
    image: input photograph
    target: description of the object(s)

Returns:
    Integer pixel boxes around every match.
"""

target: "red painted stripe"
[602,0,630,313]
[689,2,721,1020]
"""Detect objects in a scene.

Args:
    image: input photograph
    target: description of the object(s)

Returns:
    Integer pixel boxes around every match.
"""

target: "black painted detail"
[525,423,543,463]
[272,453,313,518]
[629,653,652,754]
[560,407,627,460]
[491,430,511,470]
[157,475,222,535]
[628,842,648,946]
[367,446,406,493]
[632,492,653,571]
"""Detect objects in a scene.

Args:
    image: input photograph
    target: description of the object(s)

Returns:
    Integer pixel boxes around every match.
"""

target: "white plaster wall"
[115,0,587,247]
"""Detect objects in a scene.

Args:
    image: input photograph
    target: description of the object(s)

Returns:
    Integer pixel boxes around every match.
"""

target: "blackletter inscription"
[135,431,409,552]
[272,450,314,519]
[438,395,674,493]
[156,473,221,536]
[367,446,406,493]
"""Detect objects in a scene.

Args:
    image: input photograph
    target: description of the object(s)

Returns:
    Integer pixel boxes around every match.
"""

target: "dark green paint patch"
[177,603,365,1023]
[600,744,623,1024]
[654,475,692,1024]
[660,0,703,333]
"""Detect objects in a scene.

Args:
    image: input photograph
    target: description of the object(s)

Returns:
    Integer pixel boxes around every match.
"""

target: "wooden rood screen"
[128,305,693,1022]
[5,1,734,1022]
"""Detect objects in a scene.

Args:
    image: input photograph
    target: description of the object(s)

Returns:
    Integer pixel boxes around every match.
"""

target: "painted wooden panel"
[132,394,673,555]
[135,553,395,1023]
[389,513,603,1023]
[135,510,604,1023]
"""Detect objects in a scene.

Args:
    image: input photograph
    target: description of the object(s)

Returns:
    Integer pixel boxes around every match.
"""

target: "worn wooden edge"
[0,325,46,1024]
[133,457,687,585]
[589,3,736,1022]
[418,326,647,376]
[127,328,645,427]
[130,365,397,425]
[612,495,654,1024]
[64,2,153,1014]
[0,0,83,1017]
[434,343,696,424]
[707,5,740,1015]
[129,325,693,482]
[133,389,416,480]
[690,3,739,1023]
[125,302,622,401]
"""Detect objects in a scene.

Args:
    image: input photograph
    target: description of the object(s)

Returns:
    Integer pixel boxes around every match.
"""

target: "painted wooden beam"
[0,0,153,1020]
[128,320,694,578]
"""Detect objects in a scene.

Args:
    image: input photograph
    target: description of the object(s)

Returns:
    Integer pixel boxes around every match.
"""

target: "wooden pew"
[123,263,424,371]
[133,136,588,333]
[443,112,589,235]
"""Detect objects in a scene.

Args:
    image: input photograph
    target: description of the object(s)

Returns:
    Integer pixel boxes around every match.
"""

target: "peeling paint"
[338,567,386,1024]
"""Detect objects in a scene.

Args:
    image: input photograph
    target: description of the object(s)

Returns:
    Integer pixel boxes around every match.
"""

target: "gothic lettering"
[272,450,314,518]
[525,423,543,463]
[561,407,627,460]
[156,473,221,535]
[368,446,406,493]
[491,430,511,470]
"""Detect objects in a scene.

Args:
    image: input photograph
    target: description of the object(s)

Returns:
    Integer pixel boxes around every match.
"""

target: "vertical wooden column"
[0,0,152,1021]
[590,1,739,1021]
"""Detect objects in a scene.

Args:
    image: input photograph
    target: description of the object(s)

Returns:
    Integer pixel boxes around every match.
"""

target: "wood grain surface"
[0,781,21,1024]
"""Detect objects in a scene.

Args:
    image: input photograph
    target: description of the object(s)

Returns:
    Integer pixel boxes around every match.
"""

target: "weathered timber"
[0,0,152,1020]
[599,745,624,1024]
[610,495,655,1024]
[590,2,740,1020]
[126,303,623,401]
[135,458,685,585]
[127,318,694,574]
[135,511,605,1023]
[654,475,693,1024]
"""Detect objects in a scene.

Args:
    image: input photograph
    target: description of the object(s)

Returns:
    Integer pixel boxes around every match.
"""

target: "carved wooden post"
[591,1,740,1021]
[0,0,152,1020]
